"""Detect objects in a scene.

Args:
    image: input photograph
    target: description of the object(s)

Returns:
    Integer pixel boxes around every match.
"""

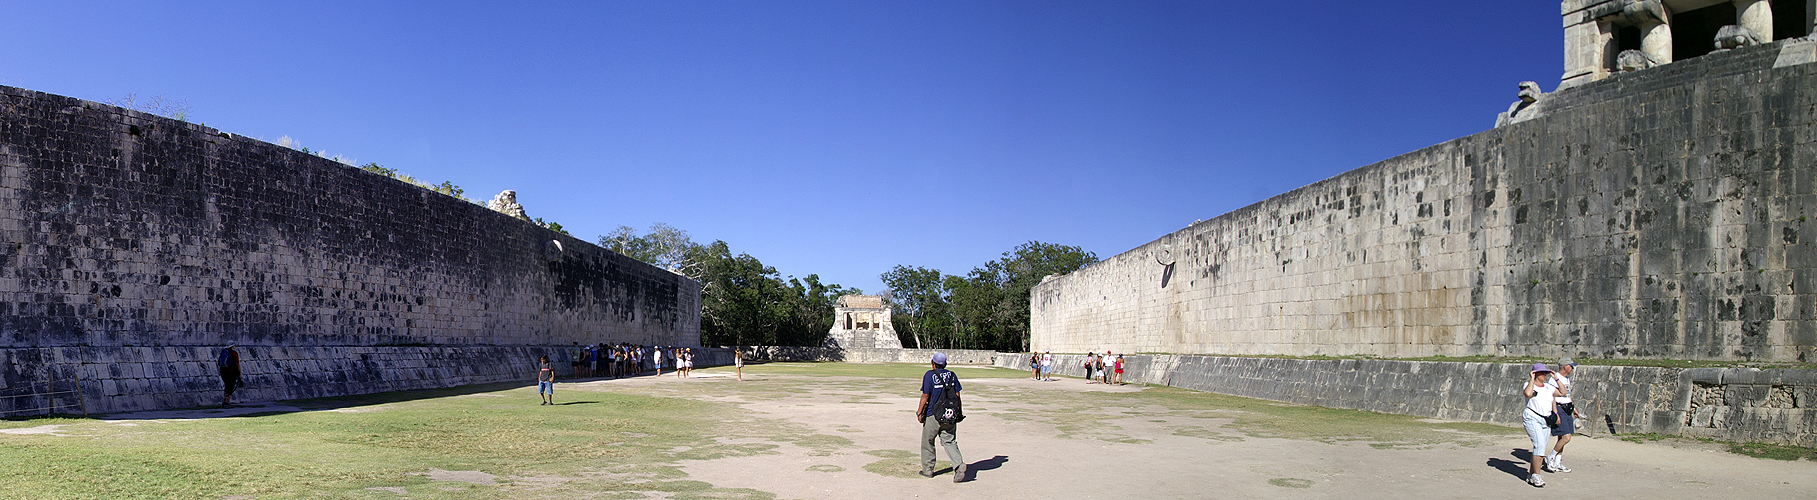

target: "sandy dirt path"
[636,372,1815,500]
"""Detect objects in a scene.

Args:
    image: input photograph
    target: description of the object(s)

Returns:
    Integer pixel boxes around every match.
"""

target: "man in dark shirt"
[218,344,242,407]
[917,352,967,482]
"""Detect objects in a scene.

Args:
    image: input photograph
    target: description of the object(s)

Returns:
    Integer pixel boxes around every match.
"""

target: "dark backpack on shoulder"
[931,371,965,425]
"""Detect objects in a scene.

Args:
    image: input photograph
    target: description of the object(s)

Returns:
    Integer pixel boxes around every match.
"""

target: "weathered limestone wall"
[997,353,1817,446]
[1033,40,1817,363]
[0,85,701,414]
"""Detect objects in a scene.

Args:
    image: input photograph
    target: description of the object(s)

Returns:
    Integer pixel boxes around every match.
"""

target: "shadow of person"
[1488,448,1536,480]
[1486,458,1528,479]
[962,455,1009,481]
[556,401,599,405]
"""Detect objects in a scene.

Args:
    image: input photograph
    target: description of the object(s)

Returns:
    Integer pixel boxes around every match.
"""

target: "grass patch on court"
[0,383,796,499]
[1728,442,1817,461]
[732,362,1030,380]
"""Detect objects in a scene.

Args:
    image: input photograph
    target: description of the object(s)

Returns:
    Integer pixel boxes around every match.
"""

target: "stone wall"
[998,353,1817,446]
[1032,39,1817,362]
[0,85,701,414]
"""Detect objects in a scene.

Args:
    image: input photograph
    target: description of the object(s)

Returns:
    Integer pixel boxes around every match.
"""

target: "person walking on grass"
[218,344,243,407]
[538,355,556,405]
[1547,358,1585,473]
[917,352,967,483]
[735,347,745,382]
[1521,363,1559,487]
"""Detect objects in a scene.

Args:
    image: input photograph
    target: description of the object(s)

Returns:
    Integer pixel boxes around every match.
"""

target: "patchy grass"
[1111,385,1508,449]
[0,382,796,499]
[1200,353,1817,370]
[1729,442,1817,461]
[1269,477,1315,488]
[731,362,1030,380]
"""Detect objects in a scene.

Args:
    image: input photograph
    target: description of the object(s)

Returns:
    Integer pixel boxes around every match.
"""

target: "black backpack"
[930,371,965,425]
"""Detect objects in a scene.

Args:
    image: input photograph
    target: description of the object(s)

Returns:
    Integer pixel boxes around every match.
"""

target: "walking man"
[537,355,556,405]
[218,344,243,407]
[1547,358,1584,473]
[917,353,967,483]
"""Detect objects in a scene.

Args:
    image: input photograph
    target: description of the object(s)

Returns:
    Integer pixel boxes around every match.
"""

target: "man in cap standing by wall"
[917,352,967,482]
[218,344,243,407]
[1546,358,1584,473]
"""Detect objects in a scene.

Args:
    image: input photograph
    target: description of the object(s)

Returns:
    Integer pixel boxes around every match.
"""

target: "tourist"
[538,355,556,405]
[1114,354,1125,385]
[1041,351,1054,381]
[1084,352,1097,383]
[609,345,622,379]
[653,346,664,377]
[1521,363,1559,487]
[1100,351,1112,384]
[916,352,966,482]
[1547,358,1584,473]
[1030,352,1041,380]
[674,348,684,378]
[735,347,745,382]
[682,348,694,378]
[571,342,585,378]
[217,344,243,407]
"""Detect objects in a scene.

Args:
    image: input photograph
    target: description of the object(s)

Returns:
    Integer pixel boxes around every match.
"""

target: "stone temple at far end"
[822,295,903,349]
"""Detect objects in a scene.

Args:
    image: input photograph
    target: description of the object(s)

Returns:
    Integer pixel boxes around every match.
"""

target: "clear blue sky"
[1,1,1559,294]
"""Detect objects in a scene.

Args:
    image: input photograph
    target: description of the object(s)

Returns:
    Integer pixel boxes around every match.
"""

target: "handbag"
[1529,408,1560,428]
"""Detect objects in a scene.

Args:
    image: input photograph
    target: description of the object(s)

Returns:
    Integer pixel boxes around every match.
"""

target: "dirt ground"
[591,366,1815,500]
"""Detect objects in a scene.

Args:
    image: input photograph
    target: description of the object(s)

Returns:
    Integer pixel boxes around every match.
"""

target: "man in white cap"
[917,352,967,482]
[1546,358,1584,473]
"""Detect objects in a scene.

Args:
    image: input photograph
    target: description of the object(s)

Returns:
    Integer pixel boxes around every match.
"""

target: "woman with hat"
[1521,363,1560,487]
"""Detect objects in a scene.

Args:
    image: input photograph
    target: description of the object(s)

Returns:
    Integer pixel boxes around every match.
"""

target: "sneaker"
[918,470,935,478]
[953,464,965,483]
[1527,474,1544,487]
[1551,463,1572,473]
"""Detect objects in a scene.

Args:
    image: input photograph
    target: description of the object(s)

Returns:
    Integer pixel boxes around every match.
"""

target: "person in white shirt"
[1521,364,1558,487]
[1040,351,1054,381]
[1546,358,1584,473]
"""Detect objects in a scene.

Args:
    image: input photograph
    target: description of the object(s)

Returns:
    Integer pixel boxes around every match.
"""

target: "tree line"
[880,242,1097,352]
[600,224,858,347]
[604,224,1097,352]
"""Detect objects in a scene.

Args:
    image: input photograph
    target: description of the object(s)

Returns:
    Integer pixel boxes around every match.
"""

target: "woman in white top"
[1521,363,1558,487]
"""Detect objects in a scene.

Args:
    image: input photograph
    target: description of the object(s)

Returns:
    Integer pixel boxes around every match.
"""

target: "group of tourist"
[1520,358,1584,488]
[569,342,652,379]
[1083,351,1124,385]
[1022,351,1123,384]
[534,344,715,405]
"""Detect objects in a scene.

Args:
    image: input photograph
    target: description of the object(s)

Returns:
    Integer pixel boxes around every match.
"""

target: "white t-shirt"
[1041,353,1052,367]
[1525,381,1558,416]
[1548,375,1572,404]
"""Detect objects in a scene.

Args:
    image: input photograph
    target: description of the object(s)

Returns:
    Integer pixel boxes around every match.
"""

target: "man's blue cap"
[932,352,948,365]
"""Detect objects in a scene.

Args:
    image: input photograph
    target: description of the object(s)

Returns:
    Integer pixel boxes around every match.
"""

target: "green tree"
[602,224,856,347]
[879,265,949,349]
[909,241,1098,351]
